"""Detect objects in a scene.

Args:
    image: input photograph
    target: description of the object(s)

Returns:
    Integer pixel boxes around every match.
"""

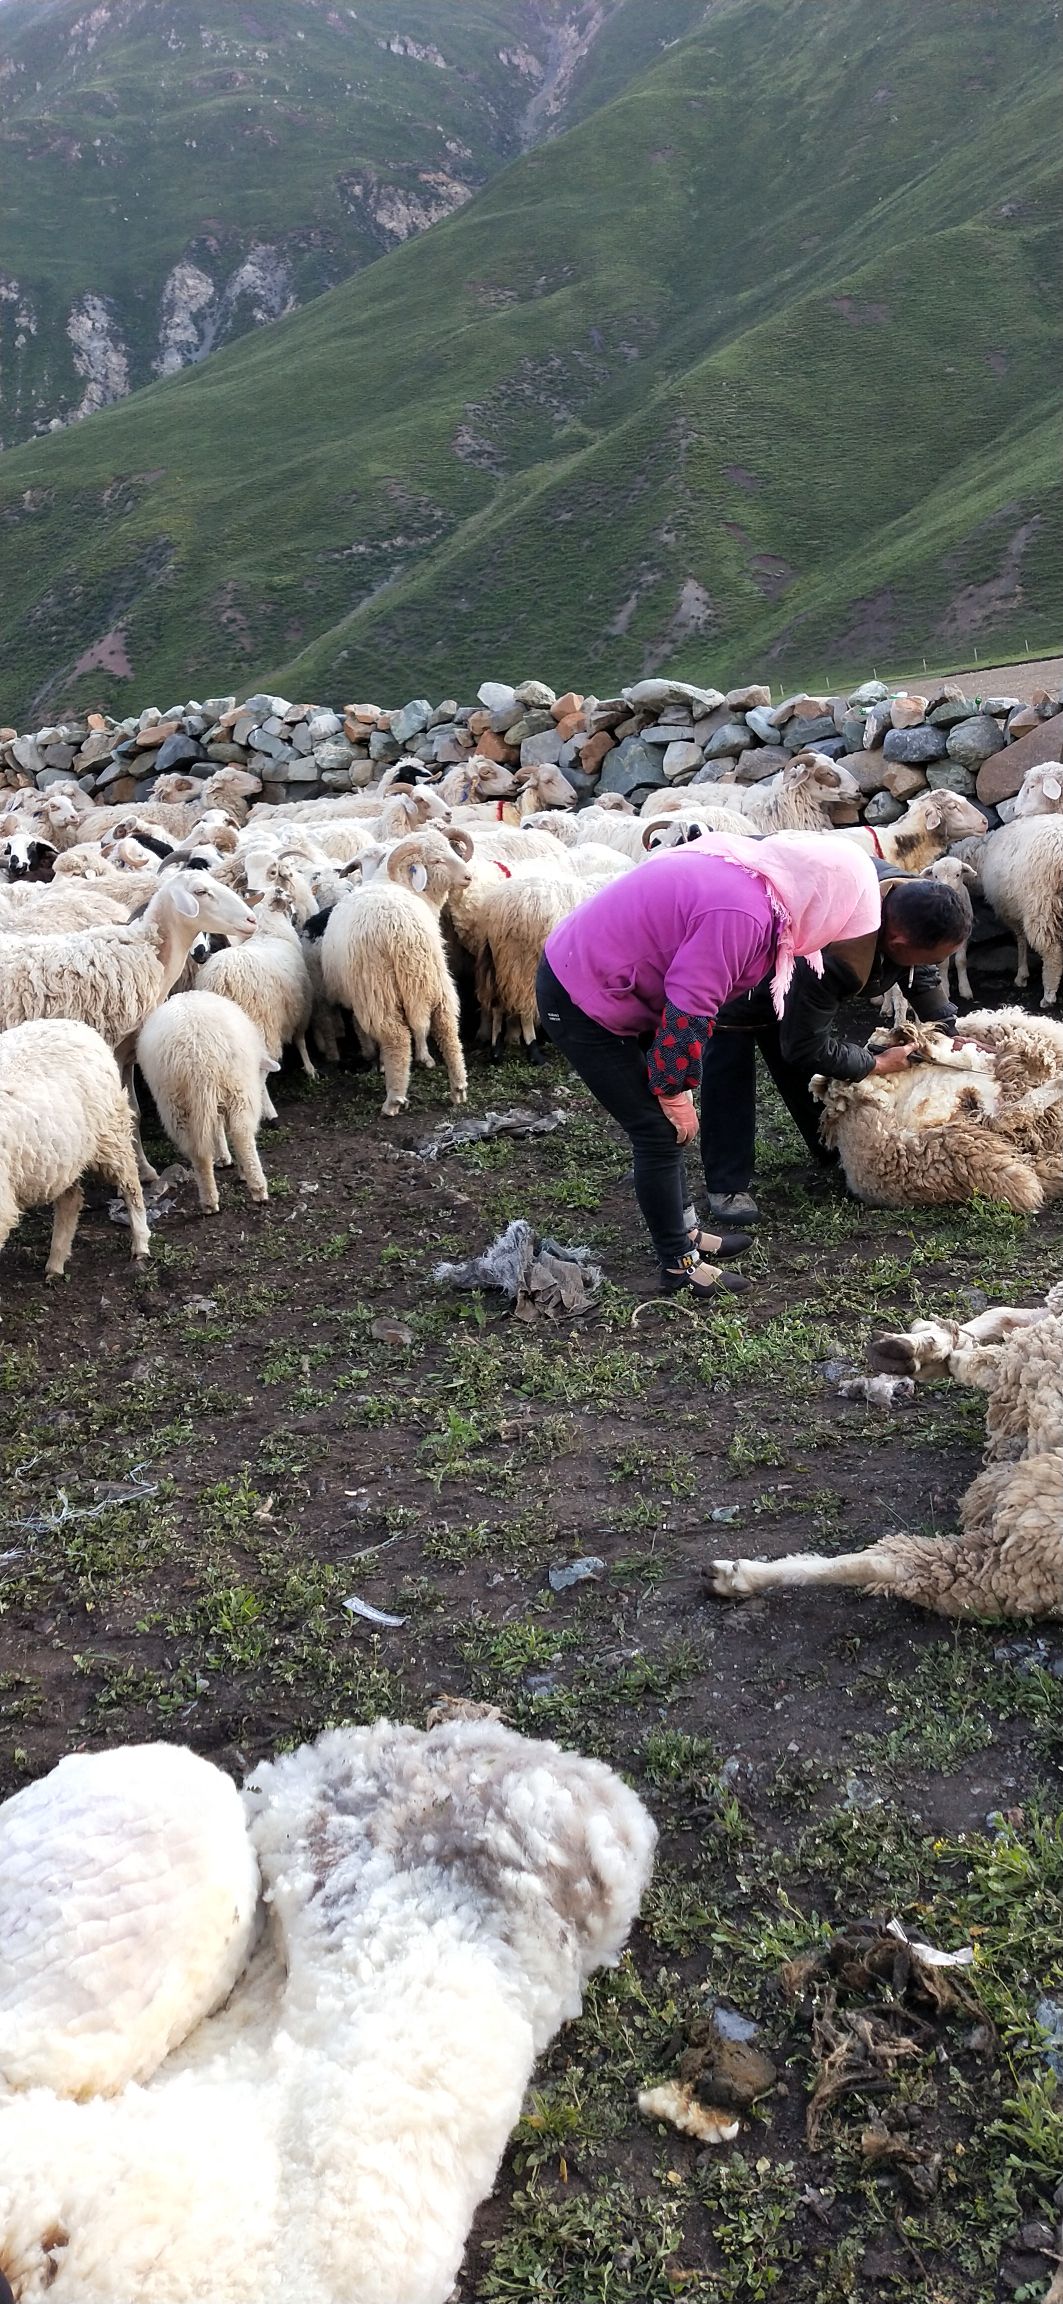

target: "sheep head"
[594,792,635,814]
[517,763,578,811]
[0,832,57,879]
[519,810,580,844]
[907,790,987,840]
[1011,763,1063,819]
[151,871,258,943]
[151,774,201,803]
[923,856,978,891]
[787,752,861,805]
[385,835,472,907]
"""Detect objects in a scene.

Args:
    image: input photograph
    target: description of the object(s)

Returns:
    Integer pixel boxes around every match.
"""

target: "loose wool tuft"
[0,1718,655,2304]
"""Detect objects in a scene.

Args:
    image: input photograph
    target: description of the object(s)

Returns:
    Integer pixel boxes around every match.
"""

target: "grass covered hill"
[0,0,1059,721]
[0,0,694,445]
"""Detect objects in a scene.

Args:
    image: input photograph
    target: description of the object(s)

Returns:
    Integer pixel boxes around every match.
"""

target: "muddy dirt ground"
[2,1020,1062,2302]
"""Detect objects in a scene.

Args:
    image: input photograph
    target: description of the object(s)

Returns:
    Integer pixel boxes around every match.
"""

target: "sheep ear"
[1044,776,1062,800]
[407,860,429,893]
[167,880,200,919]
[923,802,944,830]
[784,761,809,785]
[961,861,978,885]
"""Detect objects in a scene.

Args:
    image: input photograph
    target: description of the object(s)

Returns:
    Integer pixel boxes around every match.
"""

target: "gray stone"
[734,747,786,784]
[307,710,343,743]
[520,731,563,769]
[241,693,277,717]
[982,696,1022,716]
[662,741,703,782]
[641,720,696,744]
[863,701,894,748]
[881,725,948,765]
[507,709,555,745]
[291,722,314,756]
[154,732,208,776]
[743,706,779,744]
[725,685,772,712]
[477,681,519,717]
[947,715,1006,769]
[313,739,355,774]
[285,757,321,783]
[561,764,602,800]
[704,721,750,760]
[390,698,433,745]
[429,699,459,727]
[690,760,734,786]
[258,755,292,783]
[205,742,247,765]
[260,715,285,739]
[840,711,867,751]
[74,733,115,771]
[94,758,136,789]
[848,680,889,706]
[232,715,257,748]
[623,678,725,714]
[514,680,556,710]
[928,698,975,728]
[782,714,837,753]
[248,729,290,761]
[865,790,905,825]
[599,737,666,797]
[43,743,76,773]
[11,735,43,777]
[430,736,469,767]
[36,765,83,790]
[369,731,401,762]
[926,760,977,796]
[202,696,237,720]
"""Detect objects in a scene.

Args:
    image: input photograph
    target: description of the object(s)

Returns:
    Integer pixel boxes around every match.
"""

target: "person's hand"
[657,1090,700,1143]
[872,1046,913,1076]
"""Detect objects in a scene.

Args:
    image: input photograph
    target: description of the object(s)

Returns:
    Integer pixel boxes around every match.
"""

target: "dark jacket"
[714,861,957,1083]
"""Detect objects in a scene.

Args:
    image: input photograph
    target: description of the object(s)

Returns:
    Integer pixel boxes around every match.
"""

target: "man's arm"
[777,956,877,1082]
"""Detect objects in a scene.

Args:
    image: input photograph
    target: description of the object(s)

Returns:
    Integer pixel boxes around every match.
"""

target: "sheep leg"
[708,1543,911,1600]
[378,1030,413,1116]
[1014,930,1030,989]
[1041,944,1063,1008]
[228,1113,269,1204]
[99,1140,152,1264]
[214,1123,233,1168]
[190,1152,221,1215]
[45,1185,85,1280]
[955,941,973,1002]
[431,1002,468,1106]
[413,1027,437,1070]
[294,1031,318,1080]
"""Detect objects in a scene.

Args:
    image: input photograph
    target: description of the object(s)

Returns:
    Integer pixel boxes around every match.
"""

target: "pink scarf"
[690,830,883,1016]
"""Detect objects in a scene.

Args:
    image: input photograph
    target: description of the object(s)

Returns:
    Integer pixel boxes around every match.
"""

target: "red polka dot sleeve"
[647,1002,713,1096]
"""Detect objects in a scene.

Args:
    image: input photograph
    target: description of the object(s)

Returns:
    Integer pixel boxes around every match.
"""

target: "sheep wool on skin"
[709,1283,1063,1620]
[0,1717,656,2304]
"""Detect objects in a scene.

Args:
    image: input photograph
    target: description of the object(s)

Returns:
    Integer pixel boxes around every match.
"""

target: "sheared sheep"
[810,1013,1063,1212]
[923,856,978,1001]
[0,1718,655,2304]
[0,873,257,1048]
[981,817,1063,1007]
[708,1284,1063,1620]
[137,992,278,1213]
[0,1019,150,1276]
[322,835,471,1114]
[196,892,317,1081]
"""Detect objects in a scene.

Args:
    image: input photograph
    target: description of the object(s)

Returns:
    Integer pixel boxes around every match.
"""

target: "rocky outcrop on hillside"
[2,673,1060,817]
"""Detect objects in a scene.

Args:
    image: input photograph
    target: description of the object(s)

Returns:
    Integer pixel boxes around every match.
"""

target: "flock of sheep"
[0,733,1061,1272]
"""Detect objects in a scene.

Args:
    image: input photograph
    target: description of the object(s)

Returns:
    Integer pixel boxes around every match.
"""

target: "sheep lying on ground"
[137,993,278,1213]
[981,816,1063,1007]
[0,1717,655,2304]
[322,835,470,1114]
[0,1020,150,1276]
[0,874,257,1048]
[811,1012,1063,1212]
[708,1284,1063,1619]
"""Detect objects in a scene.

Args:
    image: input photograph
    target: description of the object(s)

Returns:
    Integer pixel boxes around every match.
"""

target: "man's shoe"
[707,1190,760,1225]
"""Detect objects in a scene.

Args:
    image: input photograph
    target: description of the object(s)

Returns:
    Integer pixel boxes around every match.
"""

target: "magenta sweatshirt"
[543,851,776,1036]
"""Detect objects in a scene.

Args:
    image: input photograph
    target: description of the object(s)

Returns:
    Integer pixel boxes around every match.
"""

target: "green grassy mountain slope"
[0,0,1058,719]
[0,0,680,447]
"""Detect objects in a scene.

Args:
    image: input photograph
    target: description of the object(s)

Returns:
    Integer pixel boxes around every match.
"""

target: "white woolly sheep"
[1002,761,1063,822]
[322,835,471,1114]
[196,893,317,1080]
[137,992,278,1213]
[474,875,591,1058]
[708,1284,1063,1620]
[812,1012,1063,1212]
[717,754,861,833]
[0,872,258,1050]
[0,1717,655,2304]
[74,769,261,847]
[640,805,756,851]
[0,880,137,931]
[981,817,1063,1007]
[838,788,987,869]
[0,1019,150,1276]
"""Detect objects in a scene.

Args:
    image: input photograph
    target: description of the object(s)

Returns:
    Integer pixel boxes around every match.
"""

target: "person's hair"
[883,877,973,951]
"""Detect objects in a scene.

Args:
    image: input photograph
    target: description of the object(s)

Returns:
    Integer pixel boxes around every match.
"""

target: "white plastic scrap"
[886,1918,975,1969]
[343,1596,407,1629]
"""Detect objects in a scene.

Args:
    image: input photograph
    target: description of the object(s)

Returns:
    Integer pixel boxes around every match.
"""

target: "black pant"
[536,956,693,1267]
[699,1023,830,1193]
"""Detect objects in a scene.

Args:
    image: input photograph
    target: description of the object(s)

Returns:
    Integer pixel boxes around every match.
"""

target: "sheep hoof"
[526,1042,547,1068]
[706,1559,757,1599]
[451,1088,469,1106]
[866,1332,919,1376]
[251,1188,269,1203]
[43,1266,67,1285]
[381,1097,407,1117]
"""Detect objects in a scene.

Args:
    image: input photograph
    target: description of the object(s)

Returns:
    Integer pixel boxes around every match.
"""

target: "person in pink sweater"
[537,831,884,1297]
